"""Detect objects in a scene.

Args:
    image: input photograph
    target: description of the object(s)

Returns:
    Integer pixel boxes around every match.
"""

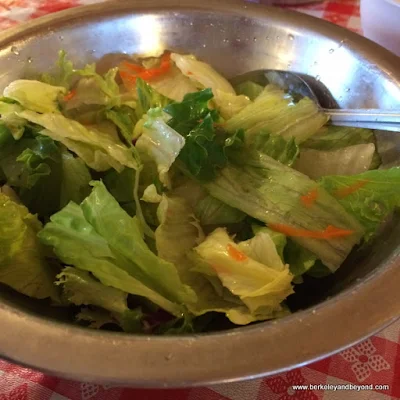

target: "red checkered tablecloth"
[1,1,399,400]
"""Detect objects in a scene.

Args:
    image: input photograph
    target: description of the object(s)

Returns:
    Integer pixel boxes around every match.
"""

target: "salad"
[0,50,399,334]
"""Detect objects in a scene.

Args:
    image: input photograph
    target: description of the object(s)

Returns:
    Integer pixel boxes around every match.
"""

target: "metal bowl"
[0,0,399,387]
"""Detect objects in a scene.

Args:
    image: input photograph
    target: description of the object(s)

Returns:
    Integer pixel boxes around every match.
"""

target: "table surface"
[0,1,399,400]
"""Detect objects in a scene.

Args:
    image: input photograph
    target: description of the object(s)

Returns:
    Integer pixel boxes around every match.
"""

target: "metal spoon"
[230,70,400,132]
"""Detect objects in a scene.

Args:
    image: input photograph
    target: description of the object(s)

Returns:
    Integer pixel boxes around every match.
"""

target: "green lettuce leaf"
[148,65,198,102]
[205,151,364,271]
[302,125,382,171]
[249,130,299,166]
[164,88,214,135]
[225,85,328,143]
[105,105,138,144]
[252,225,286,260]
[59,151,92,208]
[3,80,66,113]
[40,50,75,89]
[136,78,172,119]
[0,101,26,140]
[136,108,185,187]
[302,125,376,150]
[173,179,245,226]
[57,267,145,332]
[0,193,58,300]
[284,240,317,278]
[294,144,376,180]
[39,181,195,316]
[167,93,245,181]
[155,195,258,325]
[235,81,264,101]
[237,230,286,271]
[193,228,293,318]
[18,110,140,172]
[195,194,245,225]
[56,266,128,314]
[319,168,400,241]
[0,134,91,218]
[74,65,120,108]
[1,135,59,190]
[170,53,249,119]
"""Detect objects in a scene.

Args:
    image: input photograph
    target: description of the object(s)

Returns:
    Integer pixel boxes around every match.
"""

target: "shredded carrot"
[334,180,369,199]
[63,89,76,102]
[119,52,171,89]
[137,52,171,80]
[301,188,318,207]
[269,223,355,239]
[187,71,194,75]
[227,244,247,261]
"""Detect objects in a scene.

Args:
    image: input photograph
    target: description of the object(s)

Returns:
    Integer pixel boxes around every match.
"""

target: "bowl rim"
[0,0,399,387]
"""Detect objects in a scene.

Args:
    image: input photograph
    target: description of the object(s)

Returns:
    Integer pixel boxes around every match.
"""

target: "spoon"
[230,70,400,132]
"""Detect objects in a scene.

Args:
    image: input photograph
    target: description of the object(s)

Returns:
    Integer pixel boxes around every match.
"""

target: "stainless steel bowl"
[0,0,399,387]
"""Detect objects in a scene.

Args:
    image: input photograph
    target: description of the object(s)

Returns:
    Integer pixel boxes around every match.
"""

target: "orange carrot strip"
[137,52,171,81]
[227,244,248,261]
[118,53,171,88]
[63,89,76,102]
[301,188,318,207]
[334,180,369,199]
[268,223,354,239]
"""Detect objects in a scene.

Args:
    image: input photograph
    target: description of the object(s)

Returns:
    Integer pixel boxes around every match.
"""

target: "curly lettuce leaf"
[17,110,139,172]
[3,80,66,113]
[319,168,400,241]
[0,134,91,218]
[38,196,188,317]
[40,181,195,311]
[0,193,58,300]
[56,266,128,314]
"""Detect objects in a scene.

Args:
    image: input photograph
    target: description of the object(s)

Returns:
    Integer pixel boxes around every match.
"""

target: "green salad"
[0,50,399,334]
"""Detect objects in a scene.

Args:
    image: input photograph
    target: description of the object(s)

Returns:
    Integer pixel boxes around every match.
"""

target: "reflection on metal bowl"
[0,0,399,387]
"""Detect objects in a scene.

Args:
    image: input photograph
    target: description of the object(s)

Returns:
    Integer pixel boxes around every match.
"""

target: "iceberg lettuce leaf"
[18,110,140,172]
[4,80,66,113]
[0,193,58,300]
[319,168,400,241]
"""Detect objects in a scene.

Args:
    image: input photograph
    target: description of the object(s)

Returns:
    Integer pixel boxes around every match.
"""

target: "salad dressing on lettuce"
[0,50,398,334]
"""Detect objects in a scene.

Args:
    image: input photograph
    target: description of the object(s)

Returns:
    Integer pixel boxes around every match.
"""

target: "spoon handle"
[325,109,400,132]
